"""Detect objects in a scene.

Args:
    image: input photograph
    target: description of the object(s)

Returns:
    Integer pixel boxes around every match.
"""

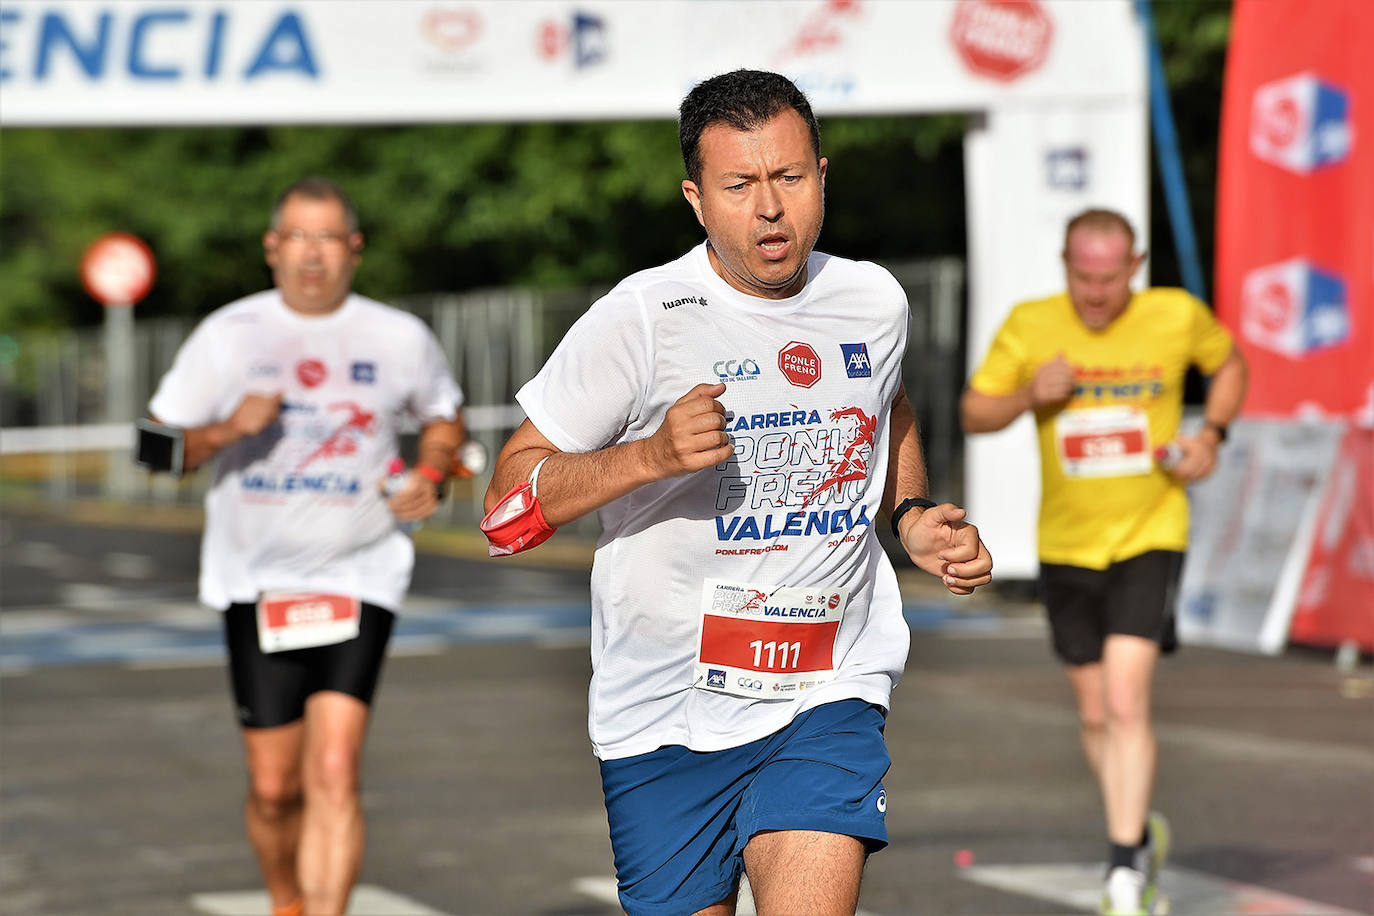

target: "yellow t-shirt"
[968,288,1234,570]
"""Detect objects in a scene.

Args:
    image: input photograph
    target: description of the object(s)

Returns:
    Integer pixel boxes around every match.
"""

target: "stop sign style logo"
[950,0,1053,83]
[80,232,156,306]
[296,359,328,388]
[778,341,822,388]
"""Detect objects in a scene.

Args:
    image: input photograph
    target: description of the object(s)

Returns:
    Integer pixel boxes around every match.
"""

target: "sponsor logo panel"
[778,341,822,388]
[1241,258,1350,358]
[1250,73,1351,174]
[950,0,1053,83]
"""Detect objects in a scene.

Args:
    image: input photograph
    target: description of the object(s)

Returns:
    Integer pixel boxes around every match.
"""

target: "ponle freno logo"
[949,0,1052,83]
[296,358,327,388]
[778,341,822,388]
[421,7,483,52]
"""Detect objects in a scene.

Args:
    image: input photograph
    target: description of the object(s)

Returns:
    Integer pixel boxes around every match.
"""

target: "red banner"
[1288,430,1374,652]
[1215,0,1374,421]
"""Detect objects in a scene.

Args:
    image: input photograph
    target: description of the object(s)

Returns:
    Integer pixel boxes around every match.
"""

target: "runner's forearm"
[1202,347,1248,434]
[487,437,661,527]
[960,386,1033,433]
[416,416,464,479]
[883,387,930,517]
[181,420,241,472]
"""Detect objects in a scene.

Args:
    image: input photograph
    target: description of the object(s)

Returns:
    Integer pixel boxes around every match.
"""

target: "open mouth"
[756,234,791,259]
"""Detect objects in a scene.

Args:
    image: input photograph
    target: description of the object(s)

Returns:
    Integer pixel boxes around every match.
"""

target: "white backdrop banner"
[1177,420,1346,655]
[2,0,1147,580]
[1,0,1144,124]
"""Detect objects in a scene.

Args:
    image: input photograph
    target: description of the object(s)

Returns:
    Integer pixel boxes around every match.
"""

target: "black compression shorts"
[222,601,395,729]
[1039,550,1183,666]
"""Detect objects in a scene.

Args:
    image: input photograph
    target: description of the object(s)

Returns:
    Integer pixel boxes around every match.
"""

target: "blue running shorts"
[599,698,890,916]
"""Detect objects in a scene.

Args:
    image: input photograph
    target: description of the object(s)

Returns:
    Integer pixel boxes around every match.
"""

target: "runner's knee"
[248,772,302,817]
[304,744,360,801]
[1103,685,1149,728]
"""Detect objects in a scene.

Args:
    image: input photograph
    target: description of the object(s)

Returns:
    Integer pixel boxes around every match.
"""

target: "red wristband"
[415,464,445,485]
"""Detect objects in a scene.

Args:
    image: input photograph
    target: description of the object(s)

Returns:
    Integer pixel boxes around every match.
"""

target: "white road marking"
[574,874,883,915]
[937,616,1046,639]
[102,551,159,579]
[9,540,71,571]
[960,862,1365,915]
[191,885,451,915]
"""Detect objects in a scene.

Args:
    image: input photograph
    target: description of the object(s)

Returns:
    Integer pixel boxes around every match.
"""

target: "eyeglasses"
[274,229,351,246]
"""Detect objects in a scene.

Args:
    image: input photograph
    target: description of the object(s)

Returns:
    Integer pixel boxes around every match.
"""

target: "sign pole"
[81,233,156,503]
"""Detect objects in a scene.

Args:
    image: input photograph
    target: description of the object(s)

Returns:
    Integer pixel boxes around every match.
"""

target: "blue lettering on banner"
[1,7,319,83]
[129,9,188,80]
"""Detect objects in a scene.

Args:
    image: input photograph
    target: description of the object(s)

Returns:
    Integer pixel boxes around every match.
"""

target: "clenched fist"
[1030,354,1076,410]
[642,382,735,478]
[228,392,283,438]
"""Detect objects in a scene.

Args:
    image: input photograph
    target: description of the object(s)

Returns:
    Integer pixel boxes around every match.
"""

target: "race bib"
[1055,406,1152,478]
[694,579,848,699]
[256,593,360,653]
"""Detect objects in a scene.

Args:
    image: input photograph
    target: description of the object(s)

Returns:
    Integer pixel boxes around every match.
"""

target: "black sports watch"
[891,496,938,539]
[1203,422,1229,443]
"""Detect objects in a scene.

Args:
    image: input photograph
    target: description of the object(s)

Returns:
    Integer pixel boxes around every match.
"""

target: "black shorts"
[223,602,396,729]
[1039,550,1183,666]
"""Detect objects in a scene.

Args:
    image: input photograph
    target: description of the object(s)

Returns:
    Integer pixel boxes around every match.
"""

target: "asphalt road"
[2,504,1371,915]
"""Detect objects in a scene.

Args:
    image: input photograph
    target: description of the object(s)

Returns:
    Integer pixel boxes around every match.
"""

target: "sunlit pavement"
[3,506,1371,914]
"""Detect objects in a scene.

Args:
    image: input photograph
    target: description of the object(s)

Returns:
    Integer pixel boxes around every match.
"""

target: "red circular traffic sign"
[81,232,156,307]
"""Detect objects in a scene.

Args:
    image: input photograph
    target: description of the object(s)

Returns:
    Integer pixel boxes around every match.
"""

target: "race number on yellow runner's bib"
[257,593,361,653]
[695,580,849,699]
[1054,406,1152,478]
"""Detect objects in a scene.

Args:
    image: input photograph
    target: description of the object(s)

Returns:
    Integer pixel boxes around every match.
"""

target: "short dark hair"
[1064,208,1135,254]
[678,69,821,187]
[271,176,358,233]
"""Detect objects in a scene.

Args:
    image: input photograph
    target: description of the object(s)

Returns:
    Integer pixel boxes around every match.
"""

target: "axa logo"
[1251,72,1351,174]
[840,342,871,378]
[537,10,606,69]
[714,358,761,383]
[706,668,727,689]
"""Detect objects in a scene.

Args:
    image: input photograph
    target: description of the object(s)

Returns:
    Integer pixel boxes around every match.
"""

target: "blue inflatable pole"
[1136,0,1208,301]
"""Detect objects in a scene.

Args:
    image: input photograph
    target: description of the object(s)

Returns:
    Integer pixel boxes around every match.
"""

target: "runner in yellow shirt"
[961,209,1248,916]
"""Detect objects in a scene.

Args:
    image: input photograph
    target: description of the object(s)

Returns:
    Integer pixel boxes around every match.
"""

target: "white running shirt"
[149,290,463,612]
[518,244,912,760]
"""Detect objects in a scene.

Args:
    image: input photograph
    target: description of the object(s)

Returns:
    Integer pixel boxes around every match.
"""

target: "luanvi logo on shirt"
[662,295,708,310]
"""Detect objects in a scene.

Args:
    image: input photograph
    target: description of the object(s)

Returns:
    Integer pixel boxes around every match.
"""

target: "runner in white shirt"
[147,178,464,916]
[485,71,993,916]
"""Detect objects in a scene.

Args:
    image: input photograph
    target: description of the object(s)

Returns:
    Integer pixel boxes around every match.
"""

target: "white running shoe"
[1137,810,1171,912]
[1100,866,1147,915]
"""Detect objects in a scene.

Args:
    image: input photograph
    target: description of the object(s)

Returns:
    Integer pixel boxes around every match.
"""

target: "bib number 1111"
[751,639,802,669]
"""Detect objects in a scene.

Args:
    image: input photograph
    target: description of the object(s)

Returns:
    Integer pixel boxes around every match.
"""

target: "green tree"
[0,1,1230,331]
